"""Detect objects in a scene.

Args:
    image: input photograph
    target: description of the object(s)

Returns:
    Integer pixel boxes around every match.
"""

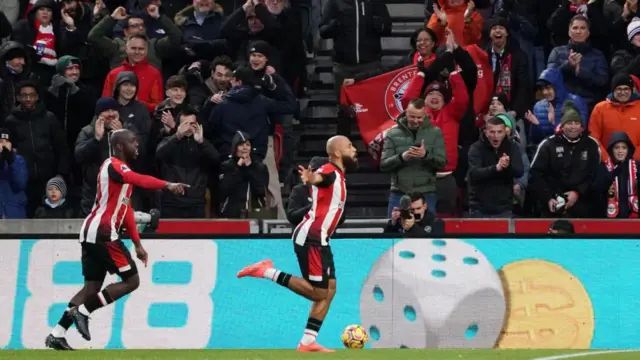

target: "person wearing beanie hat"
[94,96,120,116]
[0,41,34,122]
[5,78,71,217]
[34,175,75,219]
[0,126,28,219]
[484,15,530,119]
[528,68,589,146]
[589,72,640,162]
[628,17,640,46]
[529,100,601,218]
[468,116,524,218]
[55,55,81,76]
[424,81,452,104]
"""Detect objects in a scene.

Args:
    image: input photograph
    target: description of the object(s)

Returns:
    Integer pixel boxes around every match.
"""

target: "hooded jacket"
[531,68,589,145]
[589,90,640,162]
[74,114,146,216]
[380,112,447,194]
[467,132,524,215]
[401,72,469,173]
[102,59,164,113]
[595,131,640,218]
[5,100,69,183]
[87,13,183,71]
[208,80,295,160]
[155,121,219,208]
[0,42,36,124]
[110,71,151,161]
[318,0,392,65]
[218,131,270,218]
[0,153,28,219]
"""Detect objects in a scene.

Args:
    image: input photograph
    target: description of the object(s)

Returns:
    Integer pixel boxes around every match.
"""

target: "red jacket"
[102,59,164,113]
[401,72,469,172]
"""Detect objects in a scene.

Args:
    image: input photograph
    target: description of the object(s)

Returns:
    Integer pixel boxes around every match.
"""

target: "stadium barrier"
[1,236,639,350]
[2,218,640,235]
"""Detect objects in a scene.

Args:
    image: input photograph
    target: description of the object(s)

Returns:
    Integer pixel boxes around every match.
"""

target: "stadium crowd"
[0,0,639,221]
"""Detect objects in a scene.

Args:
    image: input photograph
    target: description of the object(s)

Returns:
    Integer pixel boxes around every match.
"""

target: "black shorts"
[294,243,335,289]
[81,238,138,282]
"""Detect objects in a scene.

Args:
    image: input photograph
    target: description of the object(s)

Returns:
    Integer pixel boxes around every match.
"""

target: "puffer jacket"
[5,102,69,183]
[531,68,589,145]
[380,112,447,194]
[546,42,609,104]
[589,92,640,162]
[0,154,28,219]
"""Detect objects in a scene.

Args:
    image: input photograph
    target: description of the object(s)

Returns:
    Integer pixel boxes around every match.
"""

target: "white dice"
[360,238,505,348]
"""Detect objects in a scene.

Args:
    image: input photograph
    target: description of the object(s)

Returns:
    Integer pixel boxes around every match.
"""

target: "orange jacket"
[427,1,483,47]
[589,97,640,162]
[102,59,164,113]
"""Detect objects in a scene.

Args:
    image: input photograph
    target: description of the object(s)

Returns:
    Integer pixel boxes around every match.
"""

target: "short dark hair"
[126,15,144,26]
[549,220,575,234]
[409,192,425,204]
[211,55,233,74]
[166,75,187,90]
[407,98,426,110]
[569,15,590,29]
[126,33,149,44]
[486,116,506,127]
[178,106,198,121]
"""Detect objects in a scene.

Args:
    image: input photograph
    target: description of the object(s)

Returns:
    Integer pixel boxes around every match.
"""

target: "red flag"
[340,66,418,167]
[340,45,494,167]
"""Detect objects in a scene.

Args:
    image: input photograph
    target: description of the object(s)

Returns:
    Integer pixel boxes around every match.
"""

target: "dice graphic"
[359,238,506,348]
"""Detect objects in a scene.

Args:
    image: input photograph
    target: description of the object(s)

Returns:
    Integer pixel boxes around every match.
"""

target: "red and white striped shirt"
[293,163,346,246]
[79,157,167,244]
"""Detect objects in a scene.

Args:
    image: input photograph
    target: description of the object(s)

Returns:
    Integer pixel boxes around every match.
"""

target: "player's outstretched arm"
[109,163,189,194]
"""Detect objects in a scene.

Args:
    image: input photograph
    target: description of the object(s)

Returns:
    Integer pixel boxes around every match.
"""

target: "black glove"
[1,147,13,165]
[417,59,428,74]
[372,16,385,33]
[262,74,276,91]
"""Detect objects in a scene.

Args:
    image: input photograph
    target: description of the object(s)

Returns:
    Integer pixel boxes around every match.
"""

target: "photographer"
[0,128,28,219]
[384,193,444,237]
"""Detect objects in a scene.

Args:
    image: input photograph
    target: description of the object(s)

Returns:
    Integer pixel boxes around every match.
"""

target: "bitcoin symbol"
[496,260,594,349]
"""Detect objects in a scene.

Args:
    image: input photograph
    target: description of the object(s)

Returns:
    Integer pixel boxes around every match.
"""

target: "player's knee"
[311,287,329,301]
[125,274,140,292]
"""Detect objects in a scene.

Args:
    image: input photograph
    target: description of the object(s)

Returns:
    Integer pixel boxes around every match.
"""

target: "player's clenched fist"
[165,182,190,195]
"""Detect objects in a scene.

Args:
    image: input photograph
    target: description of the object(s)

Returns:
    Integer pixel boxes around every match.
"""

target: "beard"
[342,156,358,173]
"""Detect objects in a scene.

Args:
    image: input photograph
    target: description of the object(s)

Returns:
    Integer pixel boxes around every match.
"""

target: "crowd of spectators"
[0,0,640,221]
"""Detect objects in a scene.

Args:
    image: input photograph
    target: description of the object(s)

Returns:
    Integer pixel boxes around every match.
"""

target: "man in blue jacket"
[0,128,28,219]
[208,65,296,160]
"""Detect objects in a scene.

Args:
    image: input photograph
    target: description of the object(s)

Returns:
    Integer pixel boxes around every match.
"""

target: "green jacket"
[87,15,182,71]
[380,113,447,193]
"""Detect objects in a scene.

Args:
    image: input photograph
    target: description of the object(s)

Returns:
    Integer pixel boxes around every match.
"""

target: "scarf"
[45,198,66,209]
[48,74,80,97]
[412,52,436,66]
[34,19,57,67]
[605,159,639,218]
[493,50,512,100]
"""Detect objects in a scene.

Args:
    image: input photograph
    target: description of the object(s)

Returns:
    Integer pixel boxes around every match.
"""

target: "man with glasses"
[385,192,444,237]
[5,80,69,217]
[87,4,182,71]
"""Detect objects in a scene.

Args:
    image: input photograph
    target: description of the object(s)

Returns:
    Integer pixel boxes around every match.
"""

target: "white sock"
[50,324,66,338]
[301,330,318,345]
[78,304,91,316]
[263,268,280,281]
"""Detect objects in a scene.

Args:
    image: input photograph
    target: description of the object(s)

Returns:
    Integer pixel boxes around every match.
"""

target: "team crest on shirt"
[121,164,131,173]
[384,67,418,119]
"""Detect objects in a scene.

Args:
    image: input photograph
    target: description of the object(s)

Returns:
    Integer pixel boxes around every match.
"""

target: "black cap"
[611,73,634,91]
[248,40,271,59]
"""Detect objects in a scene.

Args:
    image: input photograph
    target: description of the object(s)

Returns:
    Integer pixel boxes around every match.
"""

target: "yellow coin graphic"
[496,259,594,349]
